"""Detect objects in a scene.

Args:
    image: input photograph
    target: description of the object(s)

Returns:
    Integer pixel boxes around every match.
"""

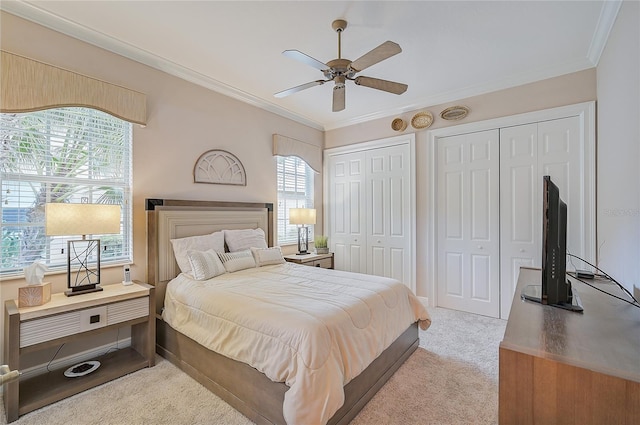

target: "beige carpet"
[0,307,506,425]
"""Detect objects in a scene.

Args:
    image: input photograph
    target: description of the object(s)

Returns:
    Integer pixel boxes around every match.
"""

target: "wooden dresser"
[499,267,640,424]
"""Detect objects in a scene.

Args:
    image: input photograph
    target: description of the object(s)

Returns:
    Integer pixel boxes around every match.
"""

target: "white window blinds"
[276,156,314,245]
[1,107,133,277]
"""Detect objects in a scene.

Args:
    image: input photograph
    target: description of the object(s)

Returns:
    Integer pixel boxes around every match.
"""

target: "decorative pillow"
[217,250,256,273]
[171,231,225,273]
[251,246,285,267]
[187,249,226,280]
[224,228,268,252]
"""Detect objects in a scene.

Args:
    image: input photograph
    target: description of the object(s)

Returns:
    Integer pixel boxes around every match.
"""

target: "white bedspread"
[162,262,431,425]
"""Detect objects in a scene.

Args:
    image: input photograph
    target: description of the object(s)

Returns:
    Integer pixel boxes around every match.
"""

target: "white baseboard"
[0,337,131,395]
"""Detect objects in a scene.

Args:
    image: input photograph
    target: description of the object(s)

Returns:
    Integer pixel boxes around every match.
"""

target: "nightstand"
[284,252,334,269]
[3,282,155,423]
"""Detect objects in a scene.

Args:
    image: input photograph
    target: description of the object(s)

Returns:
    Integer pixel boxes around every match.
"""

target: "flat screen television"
[522,176,583,312]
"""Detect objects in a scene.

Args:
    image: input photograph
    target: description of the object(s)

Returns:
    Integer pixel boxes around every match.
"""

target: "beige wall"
[2,2,637,353]
[324,69,596,149]
[596,0,640,296]
[0,11,322,357]
[326,69,597,299]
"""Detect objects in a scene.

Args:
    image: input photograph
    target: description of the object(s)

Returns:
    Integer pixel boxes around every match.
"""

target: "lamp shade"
[289,208,316,225]
[45,203,121,236]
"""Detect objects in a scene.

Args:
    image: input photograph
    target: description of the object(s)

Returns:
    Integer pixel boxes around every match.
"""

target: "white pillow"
[187,249,226,280]
[251,246,285,267]
[171,231,225,273]
[218,250,256,273]
[224,228,268,252]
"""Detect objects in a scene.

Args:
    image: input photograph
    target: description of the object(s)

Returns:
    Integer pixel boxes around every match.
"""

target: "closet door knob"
[520,249,525,253]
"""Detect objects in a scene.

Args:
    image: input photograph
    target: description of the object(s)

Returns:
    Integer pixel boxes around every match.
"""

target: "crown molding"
[587,0,622,66]
[3,0,616,133]
[323,56,595,131]
[0,1,325,131]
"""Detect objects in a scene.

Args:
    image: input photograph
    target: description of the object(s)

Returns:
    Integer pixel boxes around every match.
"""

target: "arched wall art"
[193,149,247,186]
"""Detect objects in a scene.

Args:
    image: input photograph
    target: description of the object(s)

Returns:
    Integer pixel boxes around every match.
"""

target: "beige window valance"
[1,50,147,125]
[272,134,321,173]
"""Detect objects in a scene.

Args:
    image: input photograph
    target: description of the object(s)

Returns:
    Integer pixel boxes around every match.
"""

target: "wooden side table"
[284,252,334,269]
[3,282,155,423]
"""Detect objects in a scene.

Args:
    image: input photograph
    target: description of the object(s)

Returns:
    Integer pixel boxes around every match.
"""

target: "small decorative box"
[18,282,52,308]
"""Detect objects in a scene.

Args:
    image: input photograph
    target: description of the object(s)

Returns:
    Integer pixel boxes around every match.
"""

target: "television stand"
[500,267,640,424]
[521,282,584,312]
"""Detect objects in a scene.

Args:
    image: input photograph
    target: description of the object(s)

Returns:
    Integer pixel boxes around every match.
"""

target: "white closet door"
[538,116,583,261]
[436,130,500,317]
[365,144,412,285]
[328,151,366,273]
[499,123,541,319]
[499,116,582,319]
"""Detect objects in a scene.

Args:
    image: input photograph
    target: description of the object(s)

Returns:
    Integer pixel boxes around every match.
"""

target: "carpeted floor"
[0,307,506,425]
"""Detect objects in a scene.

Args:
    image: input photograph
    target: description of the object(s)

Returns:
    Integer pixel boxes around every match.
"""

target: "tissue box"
[18,282,51,308]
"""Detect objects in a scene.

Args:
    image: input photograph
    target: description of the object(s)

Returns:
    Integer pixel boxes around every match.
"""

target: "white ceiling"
[2,1,616,130]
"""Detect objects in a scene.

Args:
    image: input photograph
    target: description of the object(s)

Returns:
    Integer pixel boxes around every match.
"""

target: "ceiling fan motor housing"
[324,59,355,80]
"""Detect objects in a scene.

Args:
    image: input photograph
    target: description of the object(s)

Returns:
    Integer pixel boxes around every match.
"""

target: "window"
[276,156,314,245]
[1,107,132,277]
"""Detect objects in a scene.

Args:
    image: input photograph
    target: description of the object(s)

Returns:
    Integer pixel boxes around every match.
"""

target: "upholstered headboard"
[145,199,273,311]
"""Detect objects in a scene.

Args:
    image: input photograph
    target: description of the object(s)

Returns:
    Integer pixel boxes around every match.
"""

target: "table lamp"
[289,208,316,255]
[45,203,121,296]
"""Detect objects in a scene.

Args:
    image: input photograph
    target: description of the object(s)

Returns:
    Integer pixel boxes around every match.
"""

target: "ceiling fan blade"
[349,41,402,72]
[332,84,345,112]
[354,76,408,95]
[282,50,328,71]
[274,80,327,98]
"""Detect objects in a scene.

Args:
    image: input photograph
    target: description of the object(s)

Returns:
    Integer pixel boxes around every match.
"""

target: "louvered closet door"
[365,144,412,285]
[328,151,367,273]
[437,130,500,317]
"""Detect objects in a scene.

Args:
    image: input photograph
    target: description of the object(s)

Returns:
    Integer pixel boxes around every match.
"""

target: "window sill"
[0,261,133,283]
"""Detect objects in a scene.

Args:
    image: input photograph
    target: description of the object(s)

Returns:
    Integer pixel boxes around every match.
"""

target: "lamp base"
[297,226,310,256]
[296,251,310,255]
[64,361,100,378]
[65,284,103,297]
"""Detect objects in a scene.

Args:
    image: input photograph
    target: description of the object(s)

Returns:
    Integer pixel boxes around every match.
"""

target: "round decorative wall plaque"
[440,105,469,121]
[391,118,407,132]
[410,111,434,129]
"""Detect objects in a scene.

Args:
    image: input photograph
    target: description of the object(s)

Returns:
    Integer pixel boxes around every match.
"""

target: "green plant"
[314,235,328,249]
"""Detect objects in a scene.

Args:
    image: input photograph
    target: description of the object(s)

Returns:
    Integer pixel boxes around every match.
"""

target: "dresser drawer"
[312,258,333,269]
[107,297,149,326]
[20,296,149,348]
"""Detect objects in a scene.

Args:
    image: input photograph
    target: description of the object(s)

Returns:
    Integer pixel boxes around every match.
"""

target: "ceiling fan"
[274,19,408,112]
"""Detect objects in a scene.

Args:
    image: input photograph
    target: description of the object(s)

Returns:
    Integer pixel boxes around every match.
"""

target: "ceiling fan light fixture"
[332,84,346,112]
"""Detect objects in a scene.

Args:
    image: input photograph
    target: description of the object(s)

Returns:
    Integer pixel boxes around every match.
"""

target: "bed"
[146,199,430,425]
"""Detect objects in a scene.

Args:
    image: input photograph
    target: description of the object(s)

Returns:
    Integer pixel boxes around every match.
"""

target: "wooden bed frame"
[145,199,419,425]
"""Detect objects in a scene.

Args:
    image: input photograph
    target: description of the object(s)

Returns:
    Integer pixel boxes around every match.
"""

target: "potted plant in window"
[314,235,329,254]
